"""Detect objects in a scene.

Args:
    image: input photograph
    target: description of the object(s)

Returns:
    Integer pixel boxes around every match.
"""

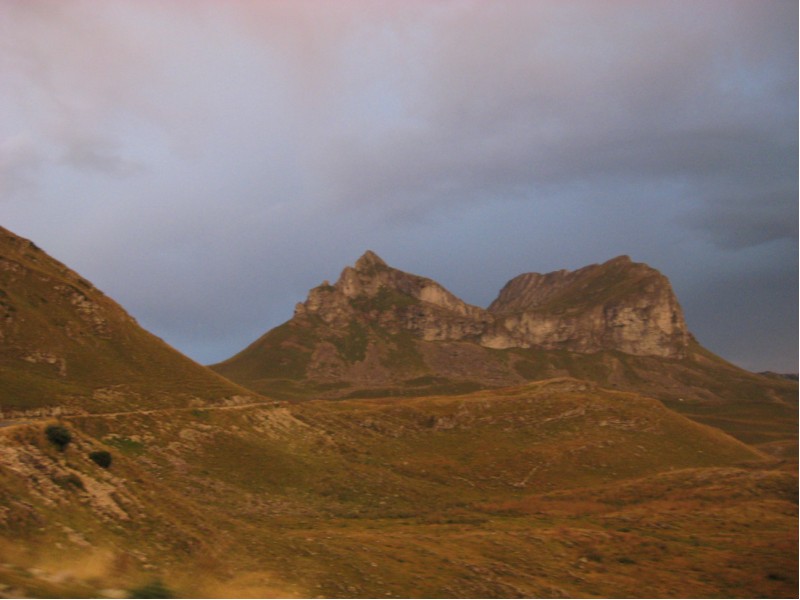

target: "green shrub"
[45,424,72,451]
[89,450,112,468]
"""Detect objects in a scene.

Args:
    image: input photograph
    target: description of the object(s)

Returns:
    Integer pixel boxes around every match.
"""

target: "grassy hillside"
[0,227,255,413]
[0,380,794,598]
[213,305,796,450]
[0,229,794,597]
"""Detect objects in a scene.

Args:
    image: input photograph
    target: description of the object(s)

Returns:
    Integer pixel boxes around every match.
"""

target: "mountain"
[287,251,688,357]
[484,254,689,357]
[212,251,797,447]
[0,235,794,598]
[0,226,255,415]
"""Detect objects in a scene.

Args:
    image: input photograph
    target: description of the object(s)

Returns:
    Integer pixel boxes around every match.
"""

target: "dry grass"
[0,380,795,598]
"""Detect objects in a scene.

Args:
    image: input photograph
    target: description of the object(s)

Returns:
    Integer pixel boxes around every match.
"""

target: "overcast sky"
[1,0,797,372]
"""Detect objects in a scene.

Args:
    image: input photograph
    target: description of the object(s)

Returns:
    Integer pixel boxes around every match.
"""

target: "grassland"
[0,227,254,413]
[0,380,795,598]
[213,312,797,455]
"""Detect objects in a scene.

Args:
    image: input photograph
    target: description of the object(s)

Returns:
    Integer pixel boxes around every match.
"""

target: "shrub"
[45,424,72,451]
[53,473,84,491]
[89,450,112,468]
[129,579,175,599]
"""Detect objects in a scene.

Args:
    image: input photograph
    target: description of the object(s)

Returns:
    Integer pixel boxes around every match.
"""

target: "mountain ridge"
[290,250,690,356]
[0,226,257,414]
[212,249,703,389]
[212,250,796,449]
[0,230,795,598]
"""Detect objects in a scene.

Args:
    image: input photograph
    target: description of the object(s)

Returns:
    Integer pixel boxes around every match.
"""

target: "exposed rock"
[483,256,690,358]
[21,351,67,376]
[214,250,791,410]
[297,250,489,341]
[296,251,689,358]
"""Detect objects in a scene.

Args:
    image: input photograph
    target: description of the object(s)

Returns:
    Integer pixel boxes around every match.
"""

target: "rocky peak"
[354,250,388,272]
[482,256,690,357]
[296,251,488,338]
[293,252,690,358]
[490,255,640,314]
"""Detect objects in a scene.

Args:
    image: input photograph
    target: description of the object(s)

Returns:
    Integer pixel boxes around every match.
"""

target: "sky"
[1,0,797,372]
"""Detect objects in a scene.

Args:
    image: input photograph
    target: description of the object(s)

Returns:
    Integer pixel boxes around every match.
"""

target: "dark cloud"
[683,188,798,250]
[680,243,798,372]
[1,1,796,372]
[59,135,143,176]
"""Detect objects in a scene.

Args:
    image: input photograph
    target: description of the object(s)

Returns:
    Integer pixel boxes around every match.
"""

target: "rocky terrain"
[484,255,690,357]
[290,250,689,356]
[1,380,795,598]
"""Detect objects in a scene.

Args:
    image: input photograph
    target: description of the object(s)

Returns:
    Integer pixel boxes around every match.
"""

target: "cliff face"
[483,256,690,358]
[294,251,690,358]
[212,251,796,422]
[294,250,491,341]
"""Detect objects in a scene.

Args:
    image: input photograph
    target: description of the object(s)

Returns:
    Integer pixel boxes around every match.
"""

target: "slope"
[0,379,793,598]
[0,226,256,414]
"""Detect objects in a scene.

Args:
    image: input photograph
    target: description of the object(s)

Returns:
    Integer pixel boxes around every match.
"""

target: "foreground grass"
[0,381,795,598]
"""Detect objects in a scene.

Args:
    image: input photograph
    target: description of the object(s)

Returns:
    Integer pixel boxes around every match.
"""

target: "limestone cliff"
[294,251,690,358]
[483,256,690,358]
[213,251,795,414]
[294,250,491,341]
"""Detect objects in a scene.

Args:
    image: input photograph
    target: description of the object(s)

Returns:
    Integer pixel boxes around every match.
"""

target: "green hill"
[0,230,794,598]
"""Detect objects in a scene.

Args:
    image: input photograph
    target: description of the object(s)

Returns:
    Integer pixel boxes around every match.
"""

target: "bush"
[89,450,112,468]
[53,473,84,491]
[45,424,72,451]
[129,579,175,599]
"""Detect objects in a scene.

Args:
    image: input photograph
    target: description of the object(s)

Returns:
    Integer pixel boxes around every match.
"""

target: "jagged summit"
[296,250,486,331]
[354,249,388,271]
[212,252,724,401]
[293,252,690,358]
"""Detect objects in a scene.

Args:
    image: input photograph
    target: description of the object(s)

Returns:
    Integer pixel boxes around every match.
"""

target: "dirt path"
[68,400,283,420]
[0,400,284,432]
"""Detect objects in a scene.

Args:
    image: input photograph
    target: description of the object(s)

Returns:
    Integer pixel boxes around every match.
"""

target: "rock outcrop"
[212,251,796,414]
[483,255,690,358]
[293,251,690,358]
[294,250,491,341]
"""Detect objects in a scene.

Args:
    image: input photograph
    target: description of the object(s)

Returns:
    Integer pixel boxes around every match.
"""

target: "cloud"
[0,0,795,371]
[681,241,798,372]
[683,188,798,250]
[0,134,45,197]
[289,0,797,227]
[58,134,143,176]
